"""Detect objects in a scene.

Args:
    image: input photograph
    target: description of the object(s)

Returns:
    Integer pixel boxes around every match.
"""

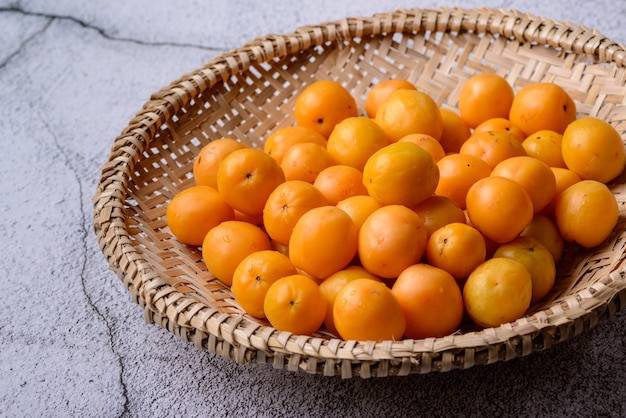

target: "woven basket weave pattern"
[94,8,626,378]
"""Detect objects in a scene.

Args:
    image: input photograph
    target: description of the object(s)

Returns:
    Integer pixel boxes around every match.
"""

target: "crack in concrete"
[0,5,225,52]
[38,114,129,418]
[0,15,53,69]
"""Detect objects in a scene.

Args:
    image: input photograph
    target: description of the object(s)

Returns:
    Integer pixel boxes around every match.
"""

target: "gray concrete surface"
[1,1,625,417]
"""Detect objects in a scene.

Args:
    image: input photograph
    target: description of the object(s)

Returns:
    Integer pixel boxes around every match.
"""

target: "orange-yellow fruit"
[561,116,626,183]
[193,138,247,188]
[216,147,285,215]
[264,274,327,335]
[438,108,472,153]
[326,117,388,171]
[264,125,328,165]
[358,205,428,279]
[554,180,619,248]
[319,266,381,336]
[463,257,532,328]
[391,264,464,339]
[426,222,487,281]
[363,141,439,207]
[202,221,272,286]
[231,250,297,319]
[493,236,556,304]
[458,73,514,128]
[166,185,235,246]
[262,180,329,245]
[365,78,417,118]
[374,89,443,142]
[508,82,576,137]
[288,206,358,280]
[294,80,358,138]
[490,155,557,214]
[465,176,534,244]
[333,278,406,341]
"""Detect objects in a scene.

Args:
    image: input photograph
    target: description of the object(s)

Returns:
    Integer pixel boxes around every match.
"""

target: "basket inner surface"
[122,27,626,339]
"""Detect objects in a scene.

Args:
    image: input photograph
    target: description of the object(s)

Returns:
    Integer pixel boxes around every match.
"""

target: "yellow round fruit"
[463,257,532,328]
[326,116,388,171]
[554,180,619,248]
[333,278,406,341]
[363,141,439,207]
[520,215,564,263]
[493,236,556,304]
[561,117,626,183]
[374,89,443,142]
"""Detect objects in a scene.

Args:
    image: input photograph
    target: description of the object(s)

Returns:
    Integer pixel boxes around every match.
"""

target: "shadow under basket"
[93,7,626,378]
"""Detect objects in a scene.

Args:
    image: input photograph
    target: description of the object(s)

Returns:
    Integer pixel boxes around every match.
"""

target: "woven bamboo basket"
[93,7,626,378]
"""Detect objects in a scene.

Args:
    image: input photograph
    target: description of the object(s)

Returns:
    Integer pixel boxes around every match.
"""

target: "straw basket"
[93,7,626,378]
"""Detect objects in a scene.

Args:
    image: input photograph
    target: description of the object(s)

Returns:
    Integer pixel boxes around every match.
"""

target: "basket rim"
[93,6,626,377]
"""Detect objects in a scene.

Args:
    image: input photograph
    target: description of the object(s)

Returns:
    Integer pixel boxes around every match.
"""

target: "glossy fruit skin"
[166,185,235,246]
[541,167,581,218]
[473,117,525,143]
[435,153,492,209]
[561,116,626,183]
[335,195,383,232]
[554,180,619,248]
[438,108,471,153]
[374,89,443,142]
[365,78,417,118]
[465,176,534,244]
[327,116,388,171]
[426,222,487,281]
[493,236,556,304]
[262,180,328,246]
[458,73,514,129]
[508,82,577,137]
[520,215,565,263]
[280,142,334,183]
[463,257,533,328]
[263,274,327,335]
[202,221,272,286]
[333,278,406,341]
[363,142,439,207]
[490,155,557,214]
[288,206,358,280]
[216,147,285,215]
[319,266,381,337]
[391,264,464,339]
[521,130,566,168]
[180,73,626,339]
[264,125,328,165]
[398,133,446,162]
[358,205,428,279]
[193,138,247,188]
[233,209,264,227]
[313,165,368,206]
[231,250,297,319]
[412,195,467,238]
[459,130,527,169]
[294,80,358,138]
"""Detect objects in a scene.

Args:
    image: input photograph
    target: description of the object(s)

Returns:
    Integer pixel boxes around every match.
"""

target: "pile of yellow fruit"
[165,73,624,341]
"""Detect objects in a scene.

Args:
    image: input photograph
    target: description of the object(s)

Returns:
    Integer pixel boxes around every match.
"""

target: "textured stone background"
[1,1,625,417]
